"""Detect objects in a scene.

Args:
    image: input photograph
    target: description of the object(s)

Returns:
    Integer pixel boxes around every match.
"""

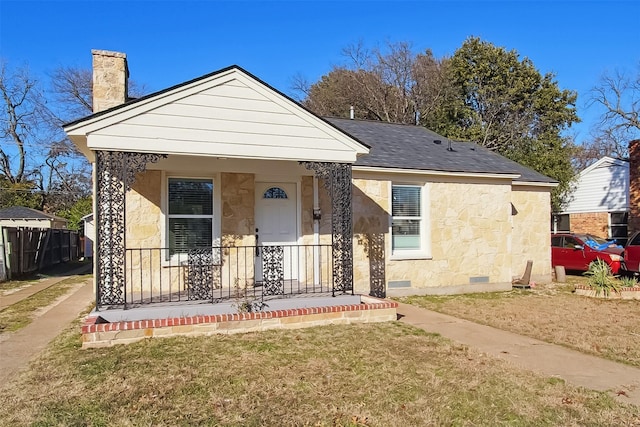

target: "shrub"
[583,259,620,297]
[618,275,638,288]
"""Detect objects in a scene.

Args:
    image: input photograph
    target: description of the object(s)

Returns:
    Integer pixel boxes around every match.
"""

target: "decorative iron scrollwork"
[187,249,215,301]
[95,150,166,307]
[367,234,386,298]
[301,162,354,295]
[261,245,285,296]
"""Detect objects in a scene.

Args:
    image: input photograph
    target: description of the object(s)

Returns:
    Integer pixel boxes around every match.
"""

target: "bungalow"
[64,50,555,310]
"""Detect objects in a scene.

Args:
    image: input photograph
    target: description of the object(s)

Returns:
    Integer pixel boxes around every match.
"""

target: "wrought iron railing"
[107,244,339,309]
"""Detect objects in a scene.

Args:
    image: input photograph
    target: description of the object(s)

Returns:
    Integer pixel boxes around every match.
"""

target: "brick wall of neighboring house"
[629,140,640,236]
[569,212,609,237]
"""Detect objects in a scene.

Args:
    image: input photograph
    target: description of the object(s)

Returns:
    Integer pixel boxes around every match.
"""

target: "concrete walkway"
[396,302,640,406]
[0,278,94,386]
[0,264,92,310]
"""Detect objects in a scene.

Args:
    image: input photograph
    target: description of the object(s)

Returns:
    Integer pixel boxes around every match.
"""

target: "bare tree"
[1,61,93,211]
[590,65,640,157]
[50,66,93,119]
[0,61,45,184]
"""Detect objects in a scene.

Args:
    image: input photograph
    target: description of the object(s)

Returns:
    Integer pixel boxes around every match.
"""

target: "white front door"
[255,182,298,283]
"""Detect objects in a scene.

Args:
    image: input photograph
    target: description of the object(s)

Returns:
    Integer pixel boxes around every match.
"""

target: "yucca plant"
[583,259,620,297]
[618,275,638,288]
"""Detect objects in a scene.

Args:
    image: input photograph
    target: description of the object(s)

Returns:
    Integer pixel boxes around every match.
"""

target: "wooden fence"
[0,227,81,281]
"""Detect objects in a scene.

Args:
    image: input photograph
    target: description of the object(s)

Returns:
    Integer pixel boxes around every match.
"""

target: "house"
[63,50,555,310]
[554,157,629,244]
[0,206,68,230]
[81,213,94,259]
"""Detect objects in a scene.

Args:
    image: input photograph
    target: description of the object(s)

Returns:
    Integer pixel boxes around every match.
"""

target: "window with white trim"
[392,185,424,254]
[609,211,628,245]
[551,214,570,233]
[167,177,214,255]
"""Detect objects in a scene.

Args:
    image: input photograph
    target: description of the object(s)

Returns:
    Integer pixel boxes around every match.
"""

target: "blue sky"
[1,0,638,144]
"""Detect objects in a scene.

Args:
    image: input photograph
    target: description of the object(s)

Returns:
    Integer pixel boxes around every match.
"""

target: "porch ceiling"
[65,66,368,164]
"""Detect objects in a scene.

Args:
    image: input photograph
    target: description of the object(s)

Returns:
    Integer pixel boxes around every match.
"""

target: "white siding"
[563,158,629,213]
[86,73,366,163]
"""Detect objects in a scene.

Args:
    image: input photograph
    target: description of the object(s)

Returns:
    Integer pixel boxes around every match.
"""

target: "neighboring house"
[81,213,94,258]
[554,157,629,244]
[0,206,68,229]
[63,50,555,309]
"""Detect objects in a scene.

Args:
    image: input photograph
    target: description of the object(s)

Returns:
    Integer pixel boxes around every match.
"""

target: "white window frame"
[608,211,628,244]
[552,213,570,233]
[390,183,431,260]
[161,173,220,264]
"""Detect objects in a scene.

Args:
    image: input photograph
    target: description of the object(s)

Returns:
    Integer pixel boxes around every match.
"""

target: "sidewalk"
[396,301,640,406]
[0,277,94,386]
[0,263,92,310]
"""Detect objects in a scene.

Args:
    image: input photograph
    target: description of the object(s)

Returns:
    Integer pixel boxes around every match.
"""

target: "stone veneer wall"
[221,172,255,246]
[352,175,514,294]
[511,187,553,283]
[352,178,389,295]
[121,170,548,296]
[569,212,610,237]
[126,170,162,248]
[92,50,128,113]
[125,170,173,294]
[413,180,512,291]
[221,173,255,287]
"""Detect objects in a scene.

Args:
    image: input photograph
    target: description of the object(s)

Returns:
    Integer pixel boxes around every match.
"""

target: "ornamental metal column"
[301,162,354,295]
[95,150,166,308]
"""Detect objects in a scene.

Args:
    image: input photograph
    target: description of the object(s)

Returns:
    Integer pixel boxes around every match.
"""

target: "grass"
[0,278,40,292]
[0,260,91,293]
[396,276,640,368]
[0,276,89,333]
[0,319,639,426]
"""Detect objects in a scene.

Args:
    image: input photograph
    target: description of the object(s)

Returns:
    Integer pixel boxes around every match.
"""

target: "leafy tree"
[58,196,92,231]
[0,176,42,209]
[441,38,580,210]
[297,38,579,210]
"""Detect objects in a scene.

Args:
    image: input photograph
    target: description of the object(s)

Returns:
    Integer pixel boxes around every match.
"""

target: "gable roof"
[577,156,628,178]
[327,118,557,184]
[0,206,66,221]
[64,66,369,164]
[561,156,629,214]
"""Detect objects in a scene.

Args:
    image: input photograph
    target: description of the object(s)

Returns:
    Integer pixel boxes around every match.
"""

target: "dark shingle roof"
[0,206,63,220]
[327,118,556,184]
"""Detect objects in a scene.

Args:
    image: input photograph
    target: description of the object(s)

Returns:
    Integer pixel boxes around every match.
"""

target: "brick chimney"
[92,50,128,113]
[628,139,640,235]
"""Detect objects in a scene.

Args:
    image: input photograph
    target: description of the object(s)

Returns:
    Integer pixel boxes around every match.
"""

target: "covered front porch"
[93,153,359,311]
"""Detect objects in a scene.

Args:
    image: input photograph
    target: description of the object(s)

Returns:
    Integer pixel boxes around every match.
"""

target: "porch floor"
[94,293,361,323]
